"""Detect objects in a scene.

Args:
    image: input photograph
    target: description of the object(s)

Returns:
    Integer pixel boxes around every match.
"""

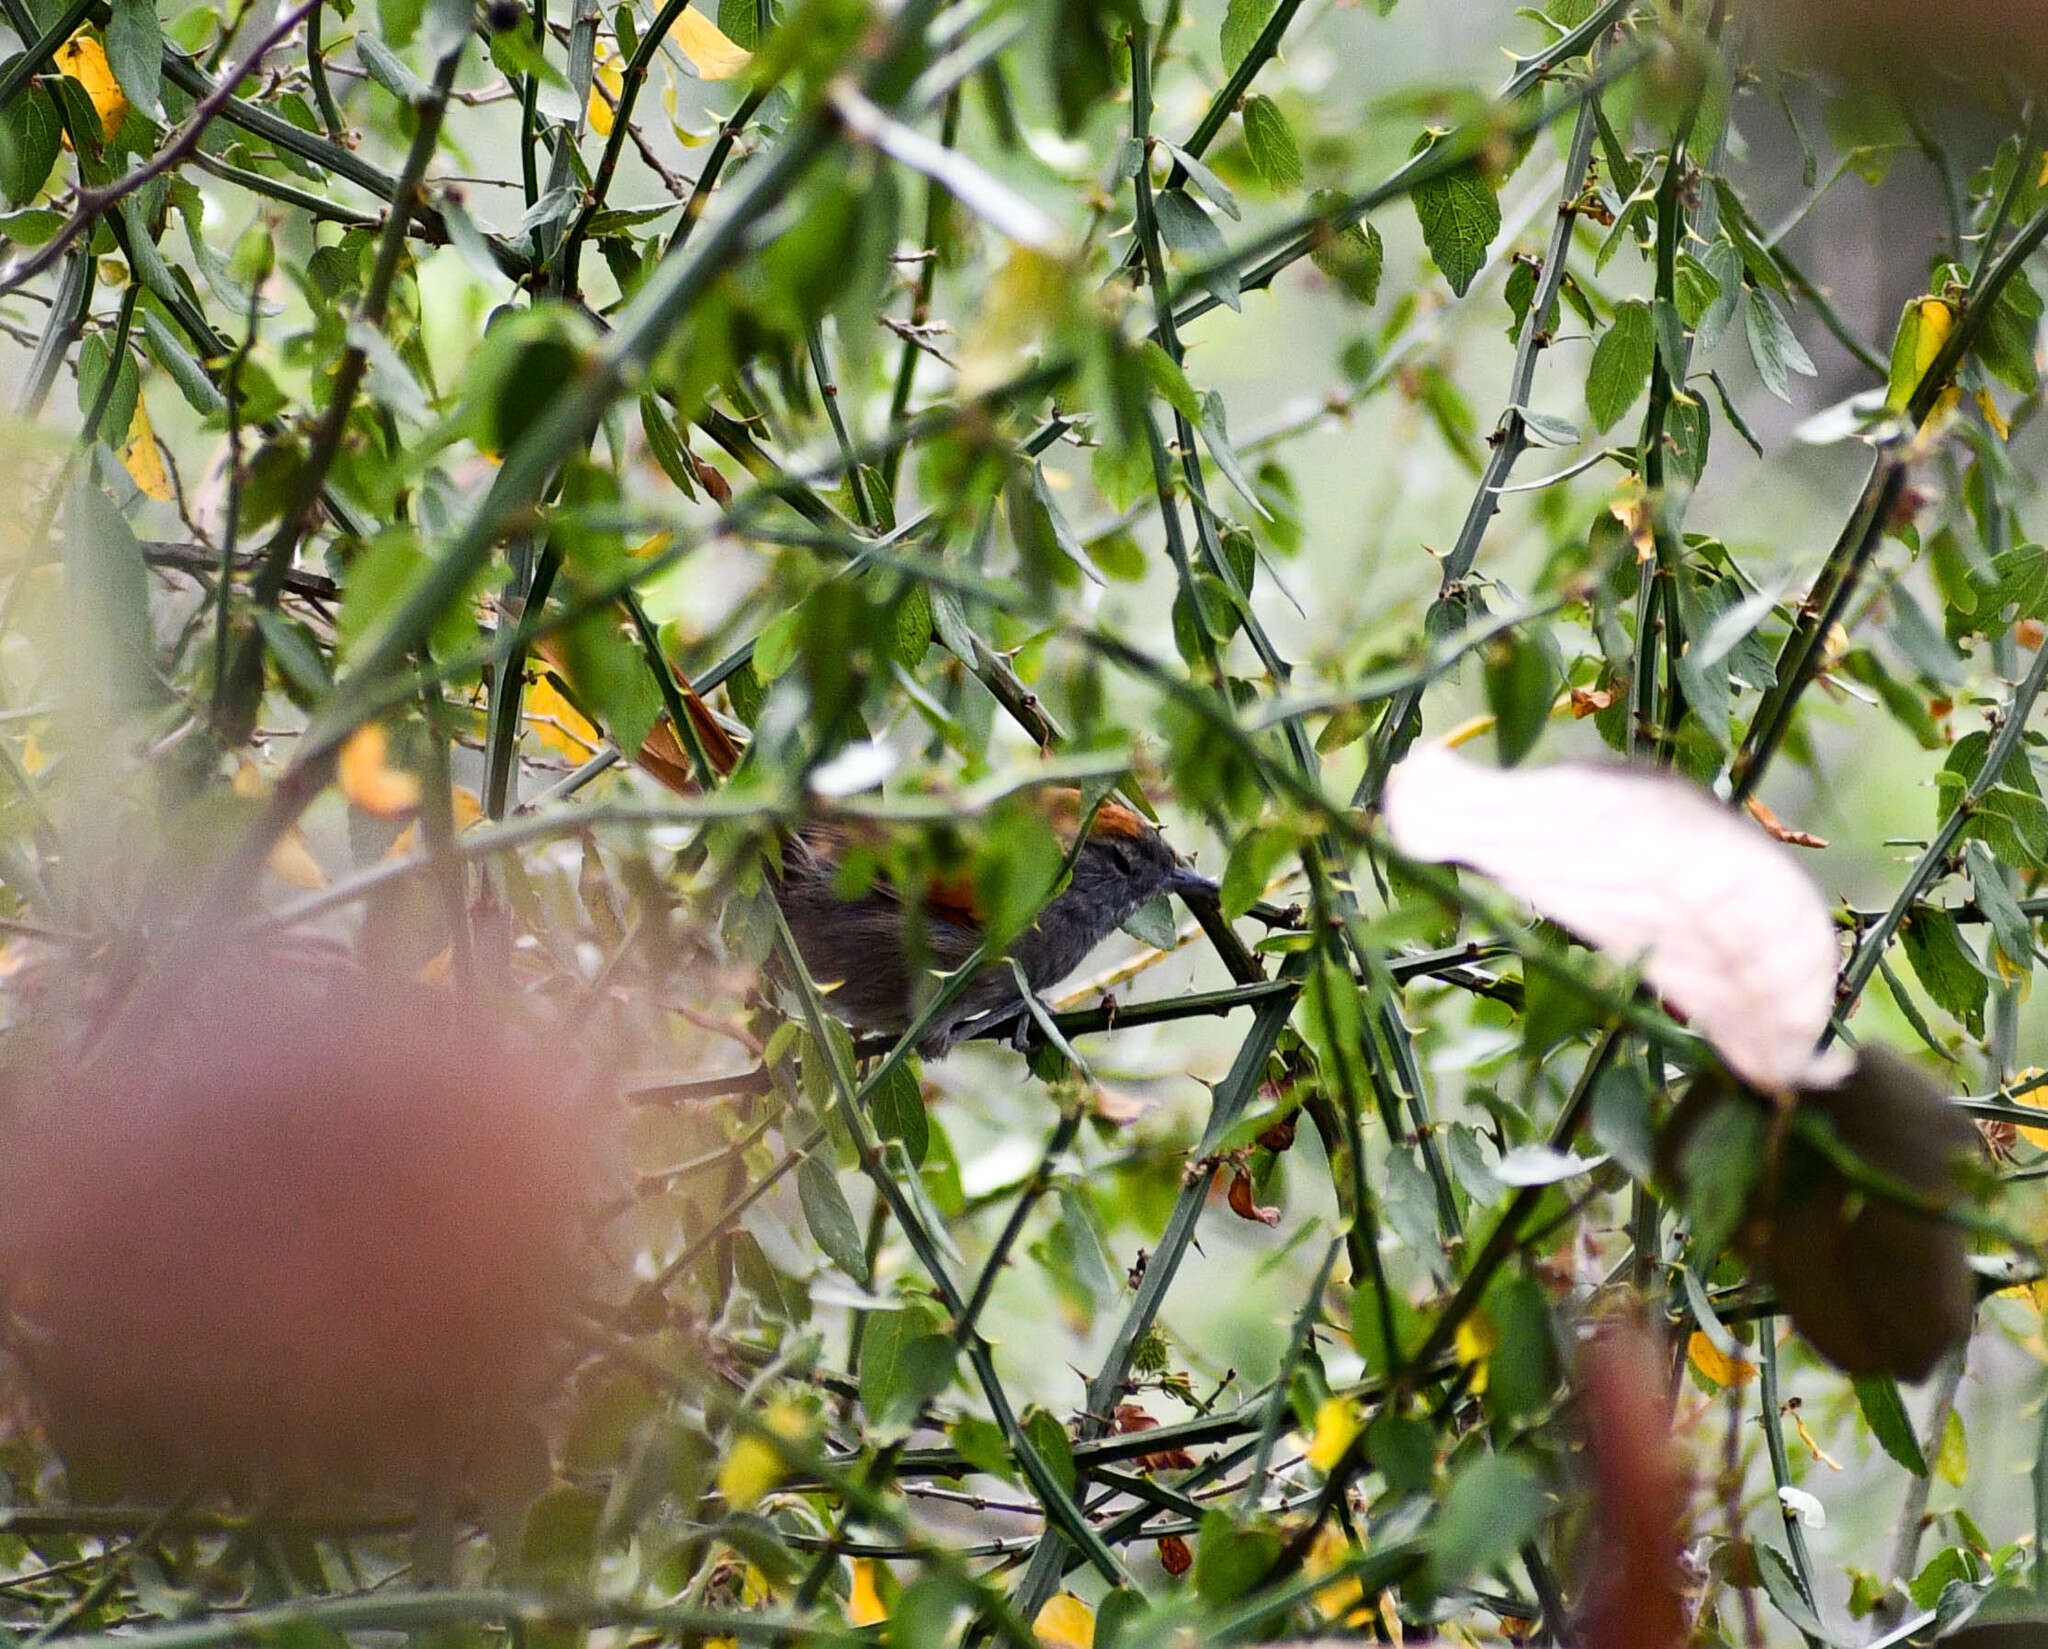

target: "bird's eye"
[1104,841,1134,874]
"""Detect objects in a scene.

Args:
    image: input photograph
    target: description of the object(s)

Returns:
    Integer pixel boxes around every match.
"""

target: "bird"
[560,662,1217,1057]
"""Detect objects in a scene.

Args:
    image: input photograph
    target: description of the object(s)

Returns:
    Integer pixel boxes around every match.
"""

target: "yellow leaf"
[1439,713,1495,750]
[717,1434,781,1511]
[122,396,171,501]
[1913,298,1954,380]
[630,529,674,559]
[1306,1525,1368,1624]
[1687,1330,1756,1388]
[587,42,622,135]
[337,724,423,817]
[847,1558,887,1627]
[716,1399,808,1511]
[1034,1594,1094,1649]
[1791,1409,1842,1470]
[1305,1396,1360,1473]
[1977,386,2012,440]
[54,32,125,139]
[1453,1310,1498,1395]
[2009,1071,2048,1142]
[662,70,714,145]
[1935,1407,1967,1486]
[266,830,327,890]
[525,675,603,761]
[672,7,751,80]
[386,785,483,858]
[19,730,46,776]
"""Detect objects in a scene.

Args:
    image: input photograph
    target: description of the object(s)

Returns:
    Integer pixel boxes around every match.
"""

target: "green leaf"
[859,1304,955,1432]
[1410,136,1500,297]
[1705,368,1763,458]
[1937,731,2048,870]
[893,581,934,668]
[1307,197,1383,305]
[1483,630,1557,765]
[1968,541,2048,632]
[1021,1406,1076,1495]
[378,0,423,50]
[1585,299,1654,431]
[1665,394,1711,486]
[1696,237,1745,354]
[1351,1278,1424,1374]
[1964,841,2032,979]
[1744,287,1816,402]
[1900,905,1989,1036]
[76,331,140,447]
[1366,1411,1436,1494]
[797,1153,868,1281]
[0,66,62,210]
[1755,1542,1829,1640]
[516,1484,601,1584]
[639,395,699,500]
[0,205,61,245]
[1047,0,1121,137]
[1504,258,1536,340]
[1193,1508,1280,1605]
[1852,1375,1929,1476]
[106,0,163,121]
[1221,823,1300,921]
[65,471,156,717]
[1241,95,1303,193]
[1153,188,1240,313]
[1158,139,1239,220]
[1221,0,1278,70]
[1977,270,2042,395]
[1517,408,1580,446]
[558,610,660,758]
[1652,296,1688,380]
[1120,894,1178,949]
[970,804,1065,952]
[1671,1092,1768,1262]
[1907,1545,1973,1613]
[1139,339,1202,423]
[717,0,759,48]
[1198,390,1269,517]
[950,1415,1018,1484]
[1673,251,1721,328]
[869,1059,929,1168]
[1424,1452,1545,1589]
[1481,1276,1559,1421]
[358,30,431,103]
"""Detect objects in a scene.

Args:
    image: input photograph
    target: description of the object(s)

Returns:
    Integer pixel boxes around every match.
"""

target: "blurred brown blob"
[0,947,605,1502]
[1768,0,2048,92]
[1573,1312,1691,1649]
[1749,1044,1980,1383]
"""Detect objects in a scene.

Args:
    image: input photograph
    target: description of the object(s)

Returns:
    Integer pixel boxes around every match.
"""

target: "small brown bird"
[591,671,1215,1056]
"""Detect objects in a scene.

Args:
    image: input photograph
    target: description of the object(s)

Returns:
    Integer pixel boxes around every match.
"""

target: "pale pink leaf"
[1382,745,1845,1093]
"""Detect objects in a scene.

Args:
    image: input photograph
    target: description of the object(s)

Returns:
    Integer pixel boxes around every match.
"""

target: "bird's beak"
[1166,864,1219,903]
